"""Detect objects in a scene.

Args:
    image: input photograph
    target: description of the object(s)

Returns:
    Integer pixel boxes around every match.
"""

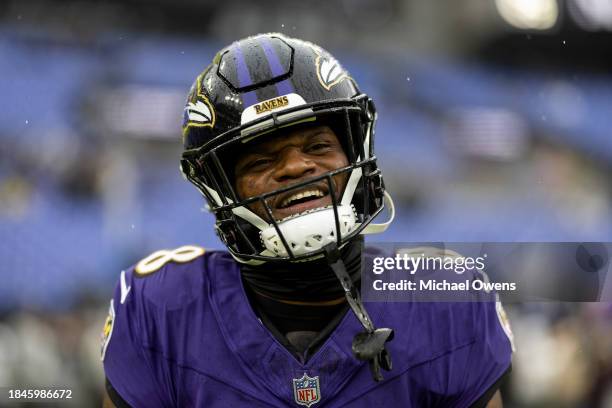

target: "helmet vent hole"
[305,241,312,248]
[291,242,297,248]
[313,234,322,241]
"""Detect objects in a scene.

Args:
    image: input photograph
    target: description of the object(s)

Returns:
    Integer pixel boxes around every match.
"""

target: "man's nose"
[272,148,316,182]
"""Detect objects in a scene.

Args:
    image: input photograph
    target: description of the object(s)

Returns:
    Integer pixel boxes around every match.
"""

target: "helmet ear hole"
[365,98,376,122]
[179,159,188,171]
[179,159,193,178]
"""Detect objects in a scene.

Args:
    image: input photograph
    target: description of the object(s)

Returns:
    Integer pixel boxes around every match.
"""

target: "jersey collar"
[208,251,386,406]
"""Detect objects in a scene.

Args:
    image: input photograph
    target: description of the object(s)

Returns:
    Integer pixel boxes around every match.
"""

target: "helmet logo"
[184,96,215,128]
[315,53,347,91]
[254,95,289,115]
[182,71,216,137]
[240,93,309,126]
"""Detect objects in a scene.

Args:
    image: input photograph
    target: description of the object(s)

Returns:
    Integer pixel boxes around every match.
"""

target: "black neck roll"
[240,238,363,303]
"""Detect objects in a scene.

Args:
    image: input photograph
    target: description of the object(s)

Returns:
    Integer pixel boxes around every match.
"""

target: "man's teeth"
[280,189,325,208]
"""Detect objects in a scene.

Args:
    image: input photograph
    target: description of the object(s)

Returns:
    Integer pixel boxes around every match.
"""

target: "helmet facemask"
[181,96,386,264]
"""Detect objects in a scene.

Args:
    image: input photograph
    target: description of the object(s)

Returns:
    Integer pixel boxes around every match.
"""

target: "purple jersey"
[102,248,513,407]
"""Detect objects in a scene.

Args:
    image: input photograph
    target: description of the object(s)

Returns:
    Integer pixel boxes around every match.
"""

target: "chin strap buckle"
[323,243,393,382]
[353,328,394,381]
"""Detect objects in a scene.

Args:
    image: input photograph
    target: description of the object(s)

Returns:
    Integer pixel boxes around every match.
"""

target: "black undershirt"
[240,239,363,303]
[240,239,363,359]
[243,283,350,362]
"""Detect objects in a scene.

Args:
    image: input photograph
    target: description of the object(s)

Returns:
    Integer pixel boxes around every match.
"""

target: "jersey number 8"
[135,245,205,275]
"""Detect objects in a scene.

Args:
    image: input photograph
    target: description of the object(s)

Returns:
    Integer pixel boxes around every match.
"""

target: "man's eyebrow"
[242,142,274,157]
[308,129,334,139]
[310,131,327,138]
[238,138,274,156]
[239,128,332,156]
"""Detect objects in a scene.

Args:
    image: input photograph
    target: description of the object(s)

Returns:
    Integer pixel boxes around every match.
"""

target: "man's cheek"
[235,177,257,199]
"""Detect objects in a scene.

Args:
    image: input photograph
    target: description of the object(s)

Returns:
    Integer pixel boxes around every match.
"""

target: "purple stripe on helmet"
[232,43,258,107]
[260,37,295,96]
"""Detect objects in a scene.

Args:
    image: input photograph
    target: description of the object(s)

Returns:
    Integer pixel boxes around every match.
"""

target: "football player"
[101,33,512,407]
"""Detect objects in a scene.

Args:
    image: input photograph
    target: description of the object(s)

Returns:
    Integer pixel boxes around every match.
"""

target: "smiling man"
[101,33,512,407]
[233,124,349,222]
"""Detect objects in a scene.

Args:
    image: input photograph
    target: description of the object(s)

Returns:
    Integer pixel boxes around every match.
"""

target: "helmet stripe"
[232,43,258,107]
[259,37,295,96]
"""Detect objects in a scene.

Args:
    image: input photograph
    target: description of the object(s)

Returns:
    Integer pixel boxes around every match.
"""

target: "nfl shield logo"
[292,373,321,407]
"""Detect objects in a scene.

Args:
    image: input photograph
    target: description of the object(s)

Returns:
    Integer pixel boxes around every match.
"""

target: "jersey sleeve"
[101,268,173,408]
[446,300,514,408]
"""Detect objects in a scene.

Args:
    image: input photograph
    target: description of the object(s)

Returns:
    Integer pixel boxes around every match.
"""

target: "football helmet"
[180,33,394,263]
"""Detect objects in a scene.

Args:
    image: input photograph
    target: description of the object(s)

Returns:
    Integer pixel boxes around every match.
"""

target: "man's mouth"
[278,188,327,208]
[273,186,332,219]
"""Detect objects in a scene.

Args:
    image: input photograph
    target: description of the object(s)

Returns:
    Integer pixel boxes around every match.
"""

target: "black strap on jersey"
[105,377,131,408]
[323,243,393,382]
[468,364,512,408]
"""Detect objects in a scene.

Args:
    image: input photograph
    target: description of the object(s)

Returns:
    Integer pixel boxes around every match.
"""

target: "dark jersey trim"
[468,364,512,408]
[106,377,132,408]
[247,284,350,363]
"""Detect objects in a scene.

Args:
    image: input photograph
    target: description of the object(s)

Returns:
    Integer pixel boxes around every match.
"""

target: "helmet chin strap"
[226,190,395,265]
[340,162,396,235]
[323,242,393,382]
[361,191,395,235]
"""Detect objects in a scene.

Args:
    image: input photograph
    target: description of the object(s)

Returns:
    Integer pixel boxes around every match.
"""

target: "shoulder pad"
[127,246,211,309]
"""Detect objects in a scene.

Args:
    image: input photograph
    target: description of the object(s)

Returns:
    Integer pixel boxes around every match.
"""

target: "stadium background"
[0,0,610,406]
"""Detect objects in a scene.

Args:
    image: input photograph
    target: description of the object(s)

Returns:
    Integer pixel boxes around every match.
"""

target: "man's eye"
[307,142,331,153]
[248,158,273,169]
